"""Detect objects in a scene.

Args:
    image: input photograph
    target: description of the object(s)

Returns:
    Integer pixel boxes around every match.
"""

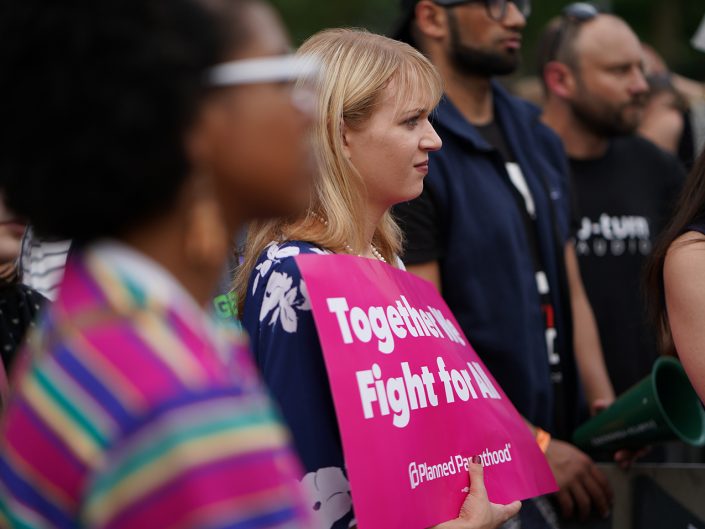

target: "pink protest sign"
[295,254,557,529]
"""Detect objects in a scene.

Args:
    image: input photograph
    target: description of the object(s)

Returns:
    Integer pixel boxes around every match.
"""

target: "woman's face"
[193,2,315,225]
[342,81,442,211]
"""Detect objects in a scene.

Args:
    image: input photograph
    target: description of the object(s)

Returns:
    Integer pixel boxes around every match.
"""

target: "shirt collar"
[432,81,522,153]
[85,240,232,349]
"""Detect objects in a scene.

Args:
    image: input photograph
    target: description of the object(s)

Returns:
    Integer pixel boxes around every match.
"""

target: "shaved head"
[572,15,642,75]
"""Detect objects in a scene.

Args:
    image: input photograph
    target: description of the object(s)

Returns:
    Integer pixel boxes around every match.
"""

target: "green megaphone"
[573,357,705,453]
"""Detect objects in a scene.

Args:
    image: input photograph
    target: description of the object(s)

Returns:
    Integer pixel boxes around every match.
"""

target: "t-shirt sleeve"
[81,390,311,529]
[244,248,354,529]
[394,186,444,264]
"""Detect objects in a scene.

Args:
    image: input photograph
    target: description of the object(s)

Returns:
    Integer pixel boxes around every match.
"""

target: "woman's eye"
[405,117,419,128]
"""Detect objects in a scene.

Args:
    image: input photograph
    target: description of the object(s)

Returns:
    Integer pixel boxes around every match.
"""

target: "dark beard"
[447,9,520,77]
[570,93,645,138]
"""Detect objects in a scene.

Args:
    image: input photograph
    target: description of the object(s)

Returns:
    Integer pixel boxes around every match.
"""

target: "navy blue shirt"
[395,83,582,437]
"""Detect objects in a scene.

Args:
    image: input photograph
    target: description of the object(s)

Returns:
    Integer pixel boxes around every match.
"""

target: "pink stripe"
[167,314,225,379]
[3,402,84,508]
[58,259,105,316]
[0,361,8,407]
[102,451,306,529]
[83,324,185,402]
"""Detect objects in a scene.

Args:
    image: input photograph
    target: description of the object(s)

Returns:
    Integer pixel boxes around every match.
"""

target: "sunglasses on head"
[433,0,531,22]
[205,54,321,115]
[546,3,599,62]
[206,55,320,87]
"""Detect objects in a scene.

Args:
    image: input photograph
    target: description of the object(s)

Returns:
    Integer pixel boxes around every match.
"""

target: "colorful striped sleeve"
[81,389,312,529]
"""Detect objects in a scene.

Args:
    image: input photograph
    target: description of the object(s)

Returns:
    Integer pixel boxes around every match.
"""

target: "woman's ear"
[340,121,353,160]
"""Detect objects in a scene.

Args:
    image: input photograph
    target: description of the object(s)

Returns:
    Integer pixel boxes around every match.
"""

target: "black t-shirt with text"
[570,135,684,395]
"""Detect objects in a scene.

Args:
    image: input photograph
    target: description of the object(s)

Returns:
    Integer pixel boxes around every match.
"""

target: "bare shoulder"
[664,231,705,314]
[663,231,705,402]
[665,231,705,280]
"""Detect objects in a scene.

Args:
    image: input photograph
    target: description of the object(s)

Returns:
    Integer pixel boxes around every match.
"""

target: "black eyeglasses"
[546,3,599,62]
[434,0,531,22]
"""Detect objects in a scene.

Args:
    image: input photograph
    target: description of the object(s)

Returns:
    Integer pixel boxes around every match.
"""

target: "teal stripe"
[118,271,148,309]
[33,366,108,449]
[0,492,40,529]
[88,400,279,502]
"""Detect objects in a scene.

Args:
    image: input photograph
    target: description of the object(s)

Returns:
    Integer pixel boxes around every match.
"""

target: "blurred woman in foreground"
[0,0,317,526]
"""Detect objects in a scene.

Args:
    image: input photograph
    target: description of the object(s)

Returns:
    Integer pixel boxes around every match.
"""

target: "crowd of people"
[0,0,703,528]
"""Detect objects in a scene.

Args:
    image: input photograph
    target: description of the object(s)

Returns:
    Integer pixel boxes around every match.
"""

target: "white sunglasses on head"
[206,55,321,87]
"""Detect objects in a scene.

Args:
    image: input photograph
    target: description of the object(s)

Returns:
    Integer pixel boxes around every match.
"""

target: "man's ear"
[415,0,448,41]
[543,61,577,99]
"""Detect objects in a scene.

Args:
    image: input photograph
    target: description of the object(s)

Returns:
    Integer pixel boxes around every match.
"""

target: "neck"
[443,68,494,125]
[120,201,234,308]
[542,98,609,159]
[426,44,494,125]
[360,202,387,259]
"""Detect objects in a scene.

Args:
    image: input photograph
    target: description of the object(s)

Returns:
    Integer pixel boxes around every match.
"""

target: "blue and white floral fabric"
[243,241,355,529]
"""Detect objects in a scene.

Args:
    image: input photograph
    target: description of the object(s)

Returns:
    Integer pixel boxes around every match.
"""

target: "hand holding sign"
[432,458,521,529]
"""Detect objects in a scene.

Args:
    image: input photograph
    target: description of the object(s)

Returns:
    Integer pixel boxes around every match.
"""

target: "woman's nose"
[420,121,442,152]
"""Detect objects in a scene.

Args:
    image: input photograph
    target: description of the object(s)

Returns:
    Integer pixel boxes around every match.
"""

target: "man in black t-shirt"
[539,10,685,396]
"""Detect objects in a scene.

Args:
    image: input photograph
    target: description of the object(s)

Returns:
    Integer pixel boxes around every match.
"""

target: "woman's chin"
[399,181,425,203]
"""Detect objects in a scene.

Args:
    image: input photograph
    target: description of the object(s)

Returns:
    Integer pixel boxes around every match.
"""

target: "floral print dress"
[243,241,355,529]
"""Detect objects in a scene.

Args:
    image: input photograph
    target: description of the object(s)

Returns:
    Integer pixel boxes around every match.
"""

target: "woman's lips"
[414,161,429,174]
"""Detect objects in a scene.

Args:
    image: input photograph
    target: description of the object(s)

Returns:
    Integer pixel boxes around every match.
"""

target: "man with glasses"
[393,0,616,526]
[539,6,684,402]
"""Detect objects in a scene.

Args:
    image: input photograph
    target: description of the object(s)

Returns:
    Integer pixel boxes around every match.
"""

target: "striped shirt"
[0,241,313,529]
[19,226,71,301]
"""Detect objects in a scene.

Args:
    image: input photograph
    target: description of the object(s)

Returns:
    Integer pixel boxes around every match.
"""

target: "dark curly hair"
[0,0,248,242]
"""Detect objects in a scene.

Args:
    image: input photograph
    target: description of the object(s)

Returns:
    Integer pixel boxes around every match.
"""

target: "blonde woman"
[237,29,520,529]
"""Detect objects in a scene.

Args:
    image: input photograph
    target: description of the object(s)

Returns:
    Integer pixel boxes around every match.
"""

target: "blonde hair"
[235,28,443,307]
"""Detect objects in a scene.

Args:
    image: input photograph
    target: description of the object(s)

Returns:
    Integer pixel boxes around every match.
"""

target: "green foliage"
[271,0,704,79]
[271,0,400,44]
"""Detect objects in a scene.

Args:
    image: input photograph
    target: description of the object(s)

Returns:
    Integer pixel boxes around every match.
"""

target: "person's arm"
[564,242,615,414]
[664,232,705,403]
[394,185,444,289]
[522,417,612,520]
[545,437,613,520]
[565,243,648,471]
[407,261,442,292]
